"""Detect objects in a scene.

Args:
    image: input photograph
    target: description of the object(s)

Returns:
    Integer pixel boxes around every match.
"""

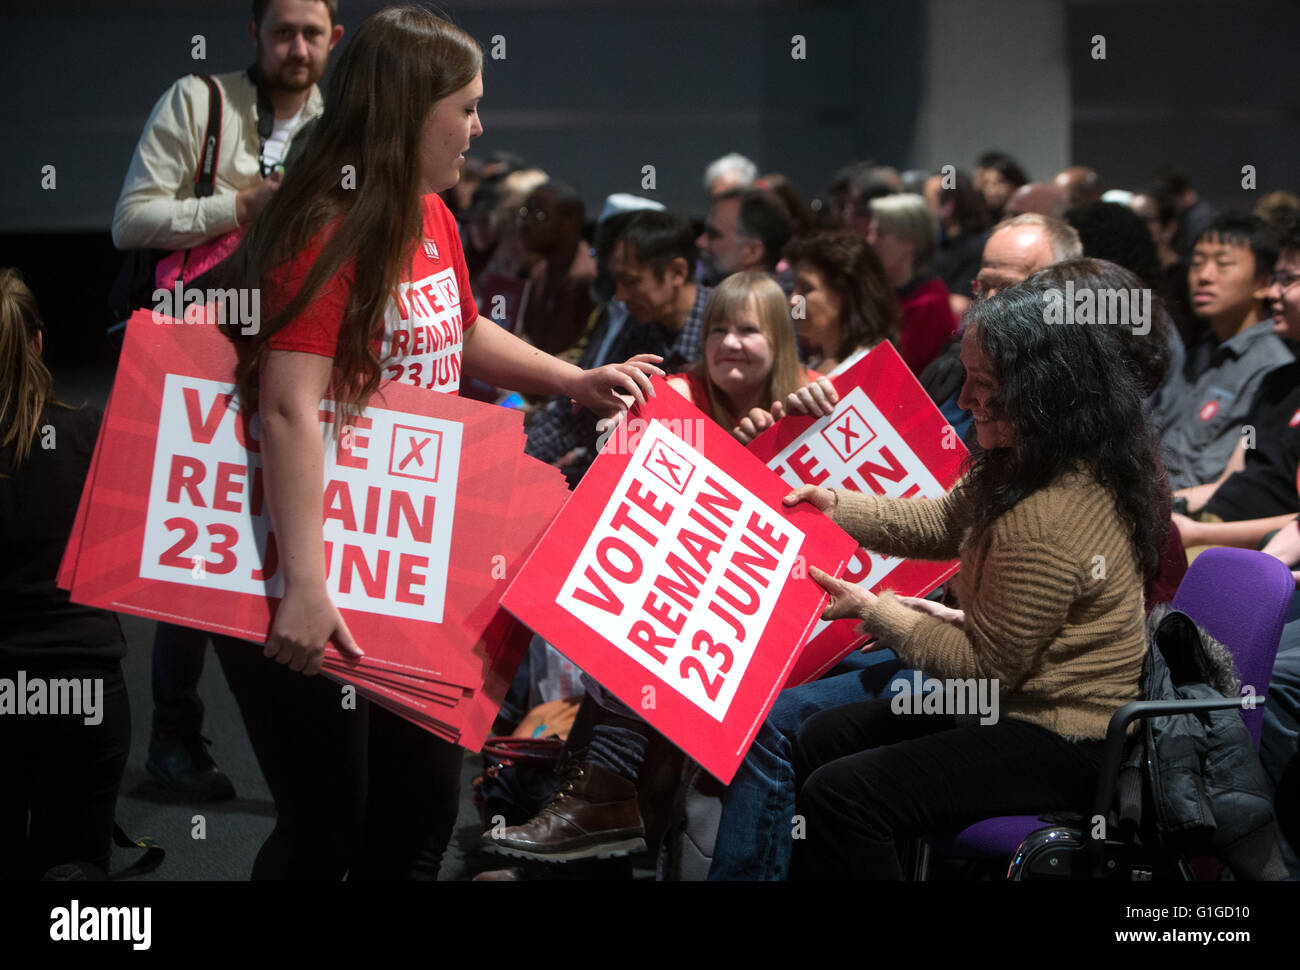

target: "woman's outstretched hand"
[783,483,838,515]
[265,583,363,677]
[808,565,878,623]
[570,354,665,416]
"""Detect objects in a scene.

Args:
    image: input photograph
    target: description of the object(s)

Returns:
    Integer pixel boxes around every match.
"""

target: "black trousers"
[0,658,131,880]
[213,637,462,881]
[151,621,208,736]
[789,698,1104,880]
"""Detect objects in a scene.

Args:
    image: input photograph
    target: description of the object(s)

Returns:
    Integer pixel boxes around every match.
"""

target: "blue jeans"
[708,650,909,880]
[581,674,649,780]
[1262,618,1300,879]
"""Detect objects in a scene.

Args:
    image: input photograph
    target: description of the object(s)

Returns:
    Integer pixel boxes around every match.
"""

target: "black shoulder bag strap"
[246,64,277,176]
[194,74,222,197]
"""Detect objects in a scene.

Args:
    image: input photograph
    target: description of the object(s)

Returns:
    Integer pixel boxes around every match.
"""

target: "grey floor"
[107,610,490,881]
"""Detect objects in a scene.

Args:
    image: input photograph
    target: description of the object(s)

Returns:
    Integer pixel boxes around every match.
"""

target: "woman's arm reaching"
[462,315,663,415]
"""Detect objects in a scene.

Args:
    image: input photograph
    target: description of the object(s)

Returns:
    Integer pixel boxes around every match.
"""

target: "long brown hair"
[226,6,482,419]
[0,269,63,467]
[694,272,806,429]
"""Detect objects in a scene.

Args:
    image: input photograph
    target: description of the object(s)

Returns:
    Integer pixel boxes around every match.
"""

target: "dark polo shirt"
[1205,361,1300,520]
[1149,319,1293,490]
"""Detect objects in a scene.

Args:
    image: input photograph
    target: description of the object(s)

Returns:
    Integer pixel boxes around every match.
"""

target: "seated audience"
[524,210,707,484]
[919,212,1082,436]
[1173,216,1300,554]
[1148,214,1291,491]
[1003,181,1068,220]
[475,167,549,288]
[784,230,900,374]
[1053,165,1103,209]
[924,168,992,318]
[869,193,958,375]
[733,230,900,443]
[517,180,596,356]
[973,150,1029,220]
[1066,199,1186,401]
[1255,190,1300,234]
[696,188,793,288]
[703,152,758,198]
[1257,522,1300,878]
[710,255,1188,880]
[841,164,903,241]
[1153,166,1218,262]
[664,272,816,427]
[1131,185,1198,346]
[753,173,817,239]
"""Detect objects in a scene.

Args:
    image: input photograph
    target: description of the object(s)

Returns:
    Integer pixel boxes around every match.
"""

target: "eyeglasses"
[515,206,548,226]
[1271,271,1300,291]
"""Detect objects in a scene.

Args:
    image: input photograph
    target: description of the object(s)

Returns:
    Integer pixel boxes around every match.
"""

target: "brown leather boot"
[479,762,647,862]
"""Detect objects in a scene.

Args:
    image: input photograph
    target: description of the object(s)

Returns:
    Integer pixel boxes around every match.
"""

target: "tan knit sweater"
[831,473,1147,740]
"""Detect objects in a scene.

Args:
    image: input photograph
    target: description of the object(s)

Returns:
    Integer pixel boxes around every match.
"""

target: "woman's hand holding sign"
[733,406,776,444]
[782,483,838,515]
[569,353,664,417]
[808,565,879,623]
[259,349,365,677]
[733,377,841,443]
[267,585,362,676]
[784,376,838,419]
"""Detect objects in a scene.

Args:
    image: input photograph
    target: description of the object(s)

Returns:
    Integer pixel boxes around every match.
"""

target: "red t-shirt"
[267,194,478,394]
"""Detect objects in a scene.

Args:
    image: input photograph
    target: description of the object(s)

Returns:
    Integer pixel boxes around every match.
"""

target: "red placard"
[500,378,859,783]
[748,341,968,685]
[60,309,566,746]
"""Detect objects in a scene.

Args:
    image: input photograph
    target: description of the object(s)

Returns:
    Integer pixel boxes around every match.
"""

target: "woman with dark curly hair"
[785,272,1167,880]
[784,230,900,373]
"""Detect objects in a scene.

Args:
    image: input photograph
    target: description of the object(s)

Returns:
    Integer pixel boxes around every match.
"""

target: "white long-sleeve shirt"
[111,70,323,252]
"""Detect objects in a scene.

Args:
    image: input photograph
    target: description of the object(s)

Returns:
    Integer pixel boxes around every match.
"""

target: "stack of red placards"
[57,310,567,750]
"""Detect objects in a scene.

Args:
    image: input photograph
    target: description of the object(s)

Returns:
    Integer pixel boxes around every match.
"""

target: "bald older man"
[971,213,1082,299]
[921,214,1083,432]
[1054,166,1103,209]
[1003,182,1069,221]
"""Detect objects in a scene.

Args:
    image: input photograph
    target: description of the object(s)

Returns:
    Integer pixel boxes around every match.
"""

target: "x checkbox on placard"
[388,424,443,483]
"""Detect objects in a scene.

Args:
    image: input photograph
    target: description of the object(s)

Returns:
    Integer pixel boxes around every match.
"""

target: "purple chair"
[915,547,1294,880]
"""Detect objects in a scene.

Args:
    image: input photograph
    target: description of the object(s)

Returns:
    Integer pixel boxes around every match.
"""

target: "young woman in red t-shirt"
[218,7,660,880]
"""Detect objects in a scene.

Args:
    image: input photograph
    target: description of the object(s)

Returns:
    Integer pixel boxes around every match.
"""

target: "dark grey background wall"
[1068,0,1300,213]
[1,0,1296,360]
[2,0,927,231]
[8,0,1293,229]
